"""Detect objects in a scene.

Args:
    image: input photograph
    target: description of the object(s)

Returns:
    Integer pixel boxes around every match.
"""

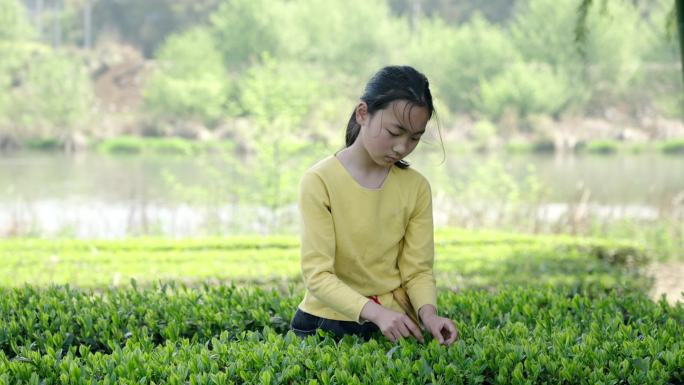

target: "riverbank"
[2,134,684,157]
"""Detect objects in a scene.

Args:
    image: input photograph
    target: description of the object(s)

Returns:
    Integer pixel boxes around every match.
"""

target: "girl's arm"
[398,178,458,345]
[418,304,438,321]
[397,177,438,316]
[299,172,372,323]
[360,294,425,343]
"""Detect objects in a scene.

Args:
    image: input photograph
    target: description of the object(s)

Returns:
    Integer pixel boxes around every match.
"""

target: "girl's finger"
[445,322,458,344]
[404,319,424,343]
[432,325,445,344]
[397,323,411,338]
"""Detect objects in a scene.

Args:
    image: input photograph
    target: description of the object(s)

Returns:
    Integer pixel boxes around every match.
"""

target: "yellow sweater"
[297,154,437,324]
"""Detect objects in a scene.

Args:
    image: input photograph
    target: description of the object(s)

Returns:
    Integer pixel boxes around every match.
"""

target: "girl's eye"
[386,129,400,136]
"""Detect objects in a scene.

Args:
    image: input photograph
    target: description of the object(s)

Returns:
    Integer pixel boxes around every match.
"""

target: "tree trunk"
[411,0,422,34]
[83,0,92,49]
[36,0,44,38]
[52,0,62,48]
[677,0,684,83]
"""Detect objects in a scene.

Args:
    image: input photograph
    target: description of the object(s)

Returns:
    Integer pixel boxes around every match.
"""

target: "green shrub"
[470,120,497,150]
[147,137,198,155]
[531,139,556,153]
[504,141,534,154]
[583,140,621,155]
[660,139,684,155]
[22,137,60,152]
[96,137,200,156]
[96,136,144,154]
[625,142,650,154]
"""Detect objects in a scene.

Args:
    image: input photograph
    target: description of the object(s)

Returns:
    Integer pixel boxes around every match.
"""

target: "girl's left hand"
[421,314,458,346]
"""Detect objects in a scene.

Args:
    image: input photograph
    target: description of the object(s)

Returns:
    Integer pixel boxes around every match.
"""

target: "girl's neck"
[336,144,390,175]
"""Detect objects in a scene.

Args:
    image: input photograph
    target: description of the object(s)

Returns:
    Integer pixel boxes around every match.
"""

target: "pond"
[1,147,682,237]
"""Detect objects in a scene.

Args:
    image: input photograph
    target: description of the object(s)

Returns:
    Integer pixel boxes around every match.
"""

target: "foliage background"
[0,0,681,152]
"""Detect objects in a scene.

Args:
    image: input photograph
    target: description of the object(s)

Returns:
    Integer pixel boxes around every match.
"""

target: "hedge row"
[2,284,683,384]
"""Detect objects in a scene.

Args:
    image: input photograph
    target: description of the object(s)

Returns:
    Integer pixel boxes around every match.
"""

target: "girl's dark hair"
[345,65,437,169]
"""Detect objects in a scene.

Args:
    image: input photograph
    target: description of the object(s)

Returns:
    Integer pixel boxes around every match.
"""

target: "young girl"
[289,65,458,345]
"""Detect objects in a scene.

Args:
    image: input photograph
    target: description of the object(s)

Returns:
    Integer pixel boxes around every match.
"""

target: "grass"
[95,136,236,156]
[0,228,653,294]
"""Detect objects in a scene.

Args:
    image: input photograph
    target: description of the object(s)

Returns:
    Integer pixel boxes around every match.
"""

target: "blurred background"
[0,0,682,262]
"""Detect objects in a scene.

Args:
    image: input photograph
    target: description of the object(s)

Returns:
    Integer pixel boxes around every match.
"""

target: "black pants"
[289,308,380,341]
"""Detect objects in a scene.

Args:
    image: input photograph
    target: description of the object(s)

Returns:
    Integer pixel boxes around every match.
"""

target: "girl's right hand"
[360,300,424,343]
[373,307,424,343]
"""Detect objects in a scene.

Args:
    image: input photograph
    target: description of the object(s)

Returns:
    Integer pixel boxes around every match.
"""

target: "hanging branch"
[576,0,683,89]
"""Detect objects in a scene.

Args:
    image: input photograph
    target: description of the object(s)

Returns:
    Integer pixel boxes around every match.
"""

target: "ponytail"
[345,109,361,148]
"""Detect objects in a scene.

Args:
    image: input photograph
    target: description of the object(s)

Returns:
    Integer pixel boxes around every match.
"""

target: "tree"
[209,0,282,71]
[477,62,573,120]
[387,0,516,25]
[278,0,405,76]
[576,0,684,84]
[1,0,93,147]
[0,0,37,129]
[404,14,520,114]
[142,27,230,126]
[237,56,332,231]
[84,0,220,57]
[1,0,35,40]
[510,0,647,114]
[15,52,93,132]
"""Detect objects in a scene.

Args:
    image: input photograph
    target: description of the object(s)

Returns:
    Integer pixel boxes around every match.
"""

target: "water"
[1,148,682,238]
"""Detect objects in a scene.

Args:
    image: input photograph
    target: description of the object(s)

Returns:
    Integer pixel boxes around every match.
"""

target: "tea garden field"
[1,228,682,384]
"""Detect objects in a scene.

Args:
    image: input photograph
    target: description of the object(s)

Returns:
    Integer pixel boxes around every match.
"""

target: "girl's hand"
[421,313,458,345]
[361,300,424,343]
[373,307,425,343]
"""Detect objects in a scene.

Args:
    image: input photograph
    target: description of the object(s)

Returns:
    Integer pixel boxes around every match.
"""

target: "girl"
[289,65,458,345]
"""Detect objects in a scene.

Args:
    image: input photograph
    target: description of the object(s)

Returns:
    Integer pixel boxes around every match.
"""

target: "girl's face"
[356,100,430,166]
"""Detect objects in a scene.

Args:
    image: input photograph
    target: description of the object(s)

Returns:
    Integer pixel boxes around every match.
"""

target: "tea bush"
[1,284,682,384]
[2,230,675,383]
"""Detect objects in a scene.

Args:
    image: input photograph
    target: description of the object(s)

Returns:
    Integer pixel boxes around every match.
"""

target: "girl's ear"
[355,101,369,126]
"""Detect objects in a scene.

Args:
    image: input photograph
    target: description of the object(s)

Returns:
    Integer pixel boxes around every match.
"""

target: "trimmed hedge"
[1,284,683,384]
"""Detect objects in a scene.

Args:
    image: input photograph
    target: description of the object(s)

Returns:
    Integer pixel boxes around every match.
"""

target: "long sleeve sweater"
[297,154,437,324]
